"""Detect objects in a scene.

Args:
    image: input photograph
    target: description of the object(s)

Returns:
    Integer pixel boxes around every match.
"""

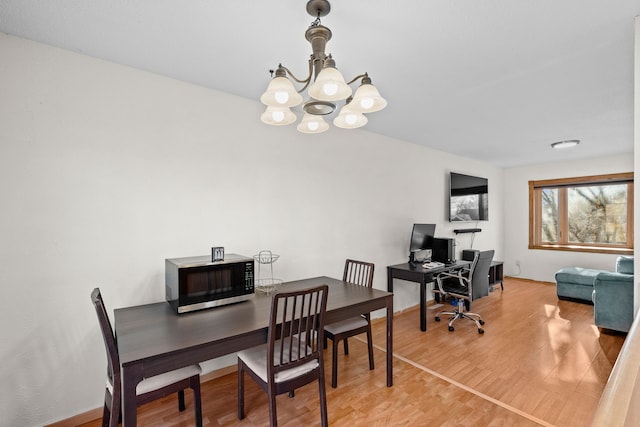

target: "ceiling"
[1,0,639,168]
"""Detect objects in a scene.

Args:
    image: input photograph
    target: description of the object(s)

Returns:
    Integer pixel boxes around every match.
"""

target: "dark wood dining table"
[114,276,394,427]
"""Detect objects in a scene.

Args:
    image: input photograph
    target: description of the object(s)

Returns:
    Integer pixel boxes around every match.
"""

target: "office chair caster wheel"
[478,328,484,334]
[435,316,440,322]
[448,326,454,332]
[479,319,485,325]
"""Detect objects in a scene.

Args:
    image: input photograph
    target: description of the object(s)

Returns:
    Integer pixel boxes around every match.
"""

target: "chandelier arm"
[297,80,312,93]
[345,73,369,86]
[278,64,313,87]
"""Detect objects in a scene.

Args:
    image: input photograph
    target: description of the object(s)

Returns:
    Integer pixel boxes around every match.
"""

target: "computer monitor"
[409,223,436,265]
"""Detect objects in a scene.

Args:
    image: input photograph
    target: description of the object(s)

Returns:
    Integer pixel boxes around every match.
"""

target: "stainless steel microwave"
[165,254,255,314]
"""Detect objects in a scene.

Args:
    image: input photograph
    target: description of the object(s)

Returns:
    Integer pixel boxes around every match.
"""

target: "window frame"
[528,172,634,255]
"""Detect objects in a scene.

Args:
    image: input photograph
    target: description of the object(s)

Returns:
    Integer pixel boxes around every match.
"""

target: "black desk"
[387,261,470,332]
[115,276,393,427]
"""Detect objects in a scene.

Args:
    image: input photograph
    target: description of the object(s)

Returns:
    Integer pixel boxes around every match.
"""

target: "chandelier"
[260,0,387,134]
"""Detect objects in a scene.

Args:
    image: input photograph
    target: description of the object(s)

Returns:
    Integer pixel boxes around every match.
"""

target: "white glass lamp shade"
[333,105,368,129]
[349,83,387,113]
[308,67,352,102]
[297,113,329,134]
[260,76,303,107]
[260,106,297,126]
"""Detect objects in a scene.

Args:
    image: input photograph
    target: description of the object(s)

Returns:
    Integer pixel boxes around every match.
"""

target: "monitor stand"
[409,251,417,269]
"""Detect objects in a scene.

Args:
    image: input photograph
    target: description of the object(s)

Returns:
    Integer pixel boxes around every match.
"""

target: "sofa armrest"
[593,271,634,332]
[616,255,634,274]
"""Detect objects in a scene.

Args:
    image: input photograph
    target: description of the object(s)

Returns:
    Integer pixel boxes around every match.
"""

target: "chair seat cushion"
[106,364,202,396]
[440,275,470,296]
[442,282,469,295]
[324,317,368,335]
[137,364,202,395]
[238,338,319,383]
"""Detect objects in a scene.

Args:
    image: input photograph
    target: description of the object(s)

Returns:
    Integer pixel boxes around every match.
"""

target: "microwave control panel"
[244,262,254,292]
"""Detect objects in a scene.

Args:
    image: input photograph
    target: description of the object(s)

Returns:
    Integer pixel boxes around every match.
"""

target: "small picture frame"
[212,247,225,262]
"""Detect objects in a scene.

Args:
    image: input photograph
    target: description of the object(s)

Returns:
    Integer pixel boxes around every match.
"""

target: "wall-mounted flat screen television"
[449,172,488,222]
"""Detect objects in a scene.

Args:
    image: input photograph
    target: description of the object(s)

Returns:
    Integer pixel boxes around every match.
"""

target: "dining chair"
[91,288,203,427]
[324,259,375,388]
[237,285,329,427]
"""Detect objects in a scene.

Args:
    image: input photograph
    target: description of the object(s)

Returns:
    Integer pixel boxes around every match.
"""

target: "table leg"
[387,268,393,293]
[386,294,393,387]
[419,279,427,332]
[121,364,143,427]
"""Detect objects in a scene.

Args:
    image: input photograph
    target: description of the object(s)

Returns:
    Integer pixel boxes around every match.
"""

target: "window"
[529,172,634,254]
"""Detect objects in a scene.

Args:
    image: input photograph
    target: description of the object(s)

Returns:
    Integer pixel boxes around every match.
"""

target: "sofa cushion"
[555,267,602,303]
[616,256,634,275]
[555,267,601,286]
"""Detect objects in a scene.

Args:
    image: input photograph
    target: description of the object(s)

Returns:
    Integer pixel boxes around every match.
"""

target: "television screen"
[409,223,436,253]
[449,172,488,222]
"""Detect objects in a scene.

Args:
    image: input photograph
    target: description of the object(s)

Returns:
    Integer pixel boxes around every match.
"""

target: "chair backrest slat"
[267,285,328,378]
[343,259,375,288]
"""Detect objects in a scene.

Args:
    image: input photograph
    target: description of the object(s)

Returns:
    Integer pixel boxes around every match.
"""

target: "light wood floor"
[79,277,625,427]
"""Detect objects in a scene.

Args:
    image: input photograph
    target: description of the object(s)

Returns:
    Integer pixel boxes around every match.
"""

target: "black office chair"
[237,285,329,427]
[462,249,498,299]
[433,250,494,333]
[91,288,203,427]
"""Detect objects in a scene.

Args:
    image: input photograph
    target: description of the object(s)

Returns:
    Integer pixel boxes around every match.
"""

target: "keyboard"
[422,261,445,269]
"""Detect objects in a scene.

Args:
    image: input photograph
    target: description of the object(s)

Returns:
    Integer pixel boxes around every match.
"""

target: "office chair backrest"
[91,288,120,388]
[468,252,480,276]
[343,259,375,288]
[472,250,495,291]
[267,285,329,379]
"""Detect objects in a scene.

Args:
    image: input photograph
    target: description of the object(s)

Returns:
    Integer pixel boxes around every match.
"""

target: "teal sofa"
[555,256,634,332]
[592,256,635,332]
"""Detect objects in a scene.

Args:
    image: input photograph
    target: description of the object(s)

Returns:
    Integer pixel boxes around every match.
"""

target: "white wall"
[0,34,503,426]
[503,155,634,282]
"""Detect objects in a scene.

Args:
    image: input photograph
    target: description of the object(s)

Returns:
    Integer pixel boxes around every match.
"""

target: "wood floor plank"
[77,277,624,427]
